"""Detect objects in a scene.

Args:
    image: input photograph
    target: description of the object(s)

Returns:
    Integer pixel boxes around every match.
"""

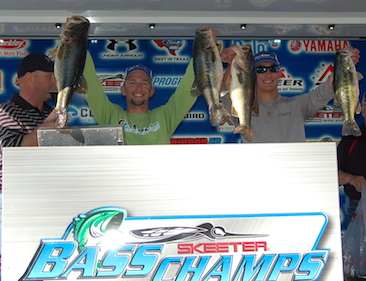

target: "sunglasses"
[256,65,280,74]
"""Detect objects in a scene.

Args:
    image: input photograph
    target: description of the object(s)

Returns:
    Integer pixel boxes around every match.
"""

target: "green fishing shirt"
[83,53,196,145]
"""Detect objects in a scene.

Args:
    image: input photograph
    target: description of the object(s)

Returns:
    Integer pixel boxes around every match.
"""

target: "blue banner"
[0,38,365,144]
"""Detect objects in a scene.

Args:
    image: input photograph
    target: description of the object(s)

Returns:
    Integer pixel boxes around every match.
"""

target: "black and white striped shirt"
[0,94,53,188]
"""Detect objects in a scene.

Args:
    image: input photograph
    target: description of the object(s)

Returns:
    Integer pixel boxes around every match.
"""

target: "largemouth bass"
[227,45,256,141]
[191,26,230,126]
[53,15,90,128]
[334,47,363,136]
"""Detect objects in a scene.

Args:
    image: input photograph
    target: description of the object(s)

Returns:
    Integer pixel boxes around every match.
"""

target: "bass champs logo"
[19,207,329,280]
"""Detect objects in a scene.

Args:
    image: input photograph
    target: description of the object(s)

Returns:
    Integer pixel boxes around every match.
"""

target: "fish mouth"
[338,48,351,57]
[196,26,212,39]
[68,15,89,23]
[197,26,211,32]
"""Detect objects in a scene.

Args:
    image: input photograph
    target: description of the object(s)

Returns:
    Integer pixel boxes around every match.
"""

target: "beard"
[130,99,146,107]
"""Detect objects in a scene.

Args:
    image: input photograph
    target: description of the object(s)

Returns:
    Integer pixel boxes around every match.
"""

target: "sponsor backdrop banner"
[0,38,365,144]
[0,38,364,231]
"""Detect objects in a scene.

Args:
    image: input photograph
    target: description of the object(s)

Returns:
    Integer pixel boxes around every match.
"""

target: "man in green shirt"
[83,53,196,145]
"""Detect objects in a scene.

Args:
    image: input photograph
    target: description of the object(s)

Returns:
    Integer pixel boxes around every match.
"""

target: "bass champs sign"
[20,207,328,280]
[2,143,343,280]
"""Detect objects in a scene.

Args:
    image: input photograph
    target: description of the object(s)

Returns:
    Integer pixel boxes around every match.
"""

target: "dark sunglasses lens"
[256,67,267,73]
[270,66,279,72]
[256,66,279,73]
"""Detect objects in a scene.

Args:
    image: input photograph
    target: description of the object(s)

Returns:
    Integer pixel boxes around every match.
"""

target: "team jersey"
[83,53,196,145]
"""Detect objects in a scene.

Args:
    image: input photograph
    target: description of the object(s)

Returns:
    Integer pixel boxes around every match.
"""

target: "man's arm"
[159,59,197,132]
[83,52,123,125]
[338,170,366,192]
[20,110,58,146]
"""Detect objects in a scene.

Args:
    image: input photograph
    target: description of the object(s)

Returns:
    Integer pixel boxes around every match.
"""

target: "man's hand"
[348,174,366,192]
[220,46,236,64]
[339,170,366,192]
[43,109,58,128]
[347,46,360,66]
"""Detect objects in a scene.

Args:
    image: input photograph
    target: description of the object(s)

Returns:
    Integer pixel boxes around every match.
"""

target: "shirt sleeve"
[298,81,334,120]
[83,52,124,125]
[157,59,197,133]
[0,110,25,147]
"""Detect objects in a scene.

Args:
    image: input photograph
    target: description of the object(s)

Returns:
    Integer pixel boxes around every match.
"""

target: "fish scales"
[334,48,362,136]
[54,15,90,128]
[192,26,230,126]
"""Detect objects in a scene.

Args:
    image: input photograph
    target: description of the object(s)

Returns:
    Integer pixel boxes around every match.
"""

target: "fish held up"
[51,15,90,128]
[333,47,363,136]
[191,26,230,126]
[225,44,257,141]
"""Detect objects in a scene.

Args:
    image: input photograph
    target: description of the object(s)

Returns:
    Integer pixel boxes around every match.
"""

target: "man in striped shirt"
[0,53,58,191]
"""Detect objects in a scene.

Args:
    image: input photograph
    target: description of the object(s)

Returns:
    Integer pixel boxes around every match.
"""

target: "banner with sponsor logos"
[3,143,343,280]
[0,38,365,145]
[0,38,364,232]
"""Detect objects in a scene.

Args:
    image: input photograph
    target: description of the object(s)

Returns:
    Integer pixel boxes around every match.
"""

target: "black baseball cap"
[17,53,54,78]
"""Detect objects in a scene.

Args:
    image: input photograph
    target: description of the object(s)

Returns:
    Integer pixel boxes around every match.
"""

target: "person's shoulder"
[0,98,15,109]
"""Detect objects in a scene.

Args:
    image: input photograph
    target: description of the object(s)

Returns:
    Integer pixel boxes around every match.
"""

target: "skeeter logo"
[0,39,29,49]
[19,207,330,280]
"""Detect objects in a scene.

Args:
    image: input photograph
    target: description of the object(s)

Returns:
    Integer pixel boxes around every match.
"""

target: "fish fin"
[222,65,232,94]
[210,49,219,63]
[209,106,230,126]
[190,81,203,97]
[252,99,259,116]
[333,97,340,108]
[231,106,238,117]
[48,48,58,59]
[357,71,364,80]
[234,125,253,141]
[216,43,223,52]
[355,100,362,114]
[220,83,229,98]
[342,121,362,137]
[75,75,88,94]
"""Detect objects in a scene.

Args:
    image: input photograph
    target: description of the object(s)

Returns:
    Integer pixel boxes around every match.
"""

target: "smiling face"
[121,70,155,113]
[255,62,281,100]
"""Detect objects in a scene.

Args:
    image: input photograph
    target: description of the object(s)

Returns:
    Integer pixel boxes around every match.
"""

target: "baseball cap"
[124,64,153,80]
[254,51,280,66]
[17,53,54,78]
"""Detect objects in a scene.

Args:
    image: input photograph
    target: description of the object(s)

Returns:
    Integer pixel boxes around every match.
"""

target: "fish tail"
[234,125,253,141]
[342,120,362,137]
[209,106,230,126]
[55,109,68,128]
